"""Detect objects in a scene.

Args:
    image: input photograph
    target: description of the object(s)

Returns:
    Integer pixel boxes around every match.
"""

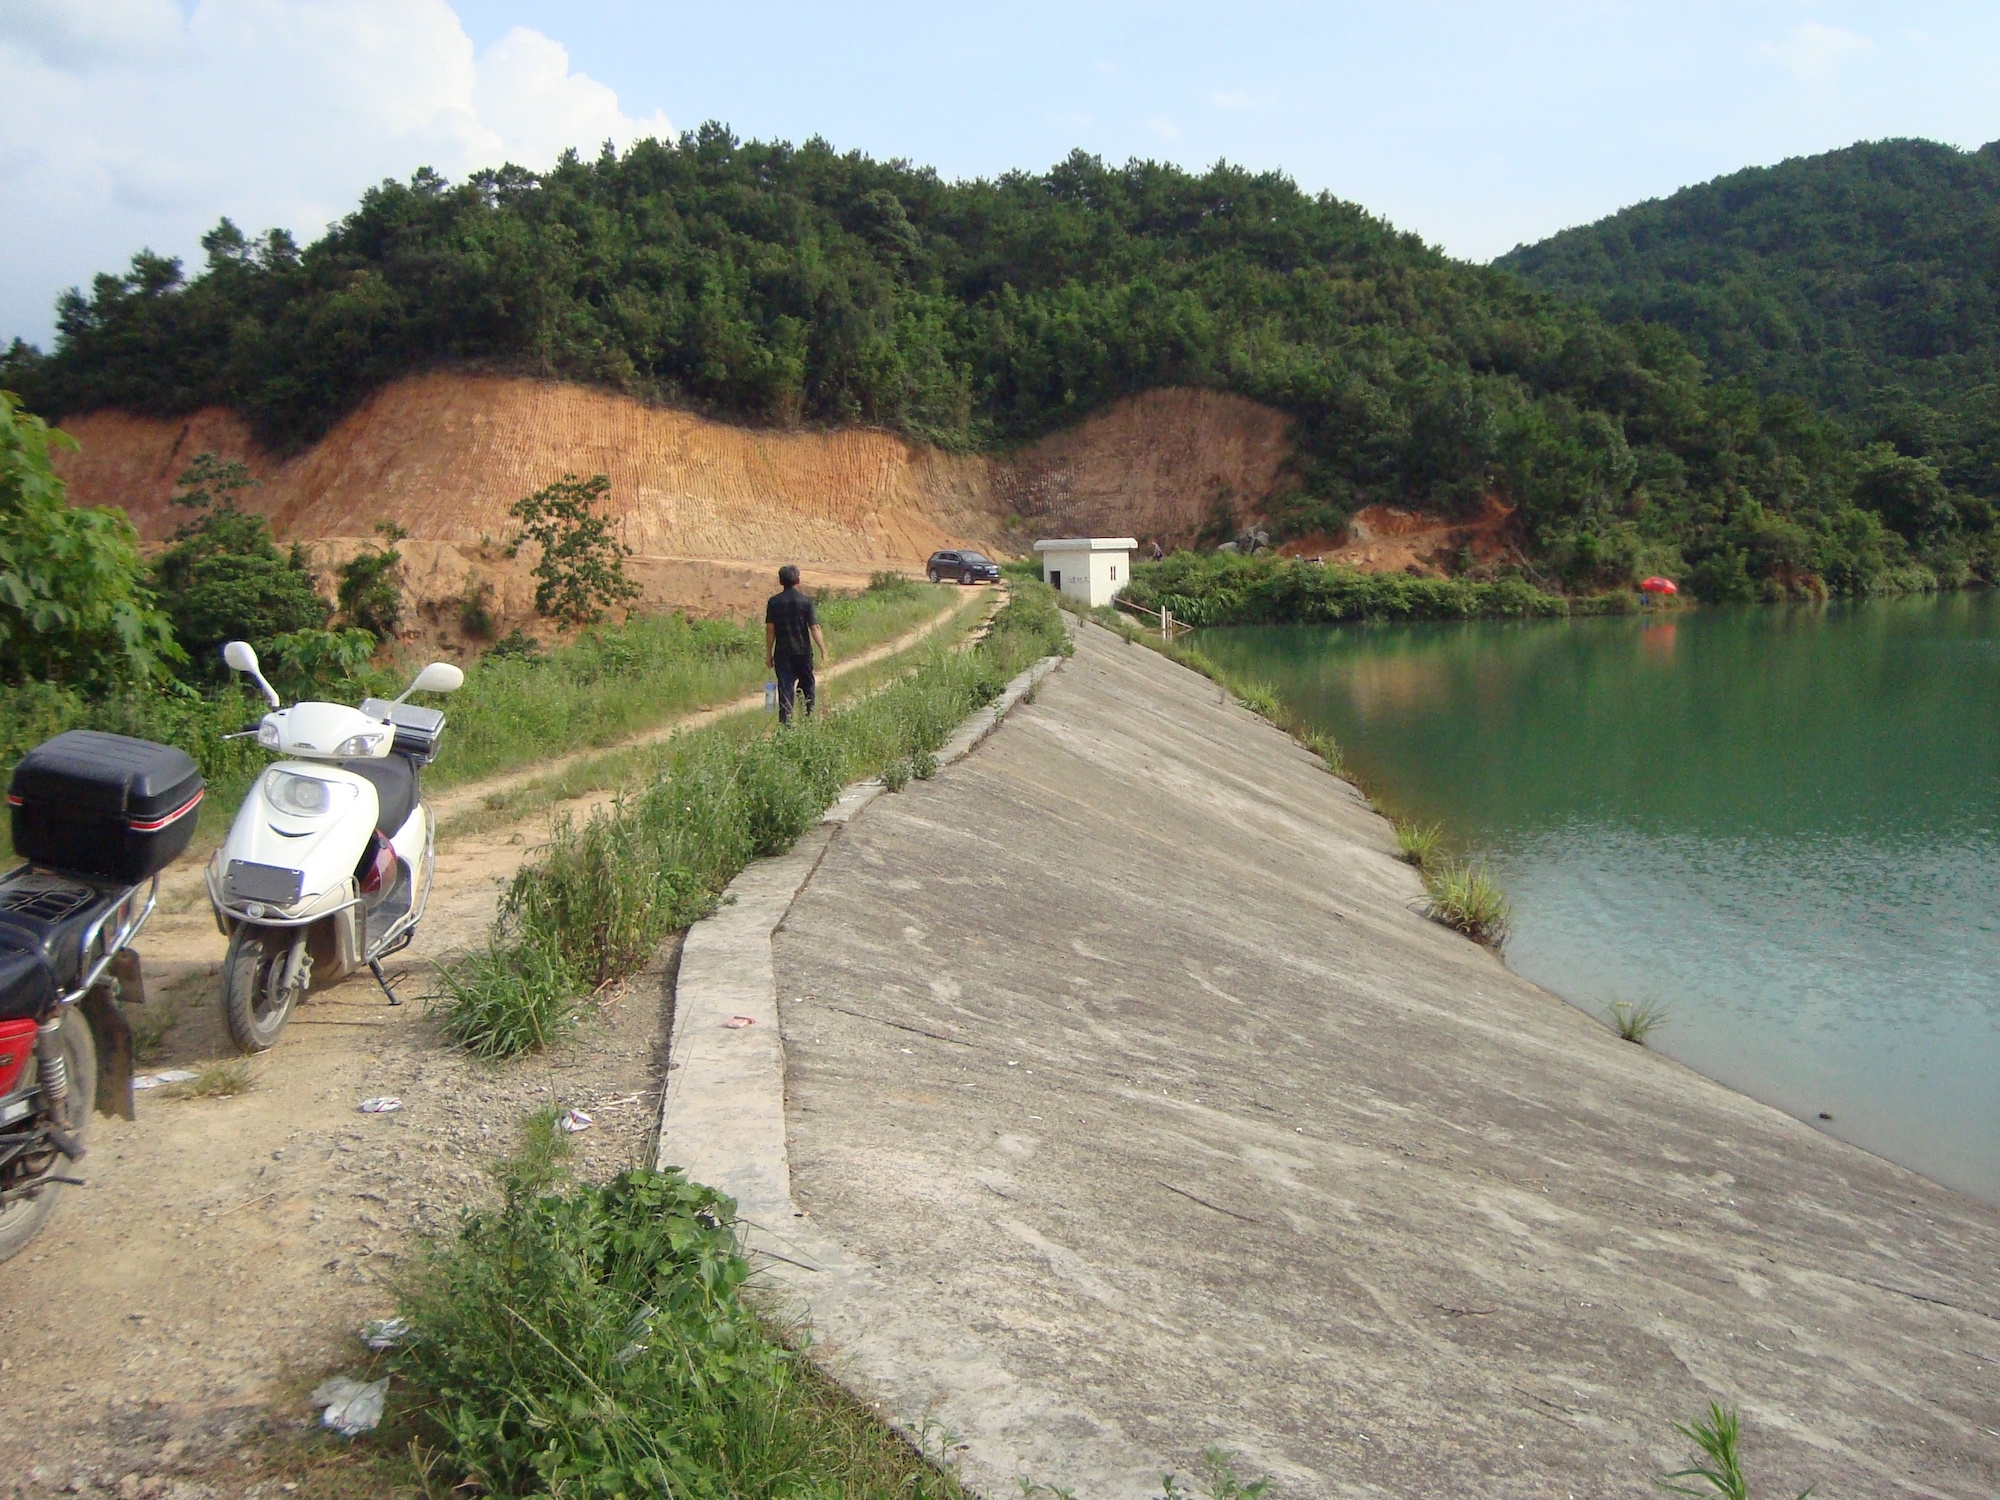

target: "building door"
[1048,570,1061,591]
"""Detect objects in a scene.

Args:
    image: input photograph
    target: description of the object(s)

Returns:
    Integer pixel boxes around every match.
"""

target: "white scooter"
[205,641,463,1052]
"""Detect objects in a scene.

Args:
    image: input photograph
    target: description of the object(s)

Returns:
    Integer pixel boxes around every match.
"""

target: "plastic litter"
[723,1015,755,1029]
[310,1376,388,1436]
[133,1069,198,1091]
[360,1317,410,1350]
[558,1108,593,1133]
[358,1097,402,1113]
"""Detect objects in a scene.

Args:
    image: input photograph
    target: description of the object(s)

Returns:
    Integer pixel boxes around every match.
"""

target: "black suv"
[926,549,1001,584]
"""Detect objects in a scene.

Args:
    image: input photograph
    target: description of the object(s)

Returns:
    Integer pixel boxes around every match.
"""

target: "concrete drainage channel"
[654,647,1134,1494]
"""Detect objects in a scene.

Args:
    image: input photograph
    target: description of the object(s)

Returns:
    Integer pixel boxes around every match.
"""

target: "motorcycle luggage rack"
[0,865,157,1007]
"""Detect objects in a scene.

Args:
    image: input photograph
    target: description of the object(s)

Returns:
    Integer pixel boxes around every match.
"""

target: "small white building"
[1033,537,1137,609]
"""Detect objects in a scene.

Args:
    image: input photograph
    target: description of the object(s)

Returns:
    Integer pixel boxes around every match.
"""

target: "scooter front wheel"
[221,925,305,1053]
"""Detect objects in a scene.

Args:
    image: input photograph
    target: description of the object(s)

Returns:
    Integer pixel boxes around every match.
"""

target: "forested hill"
[1498,137,2000,505]
[5,127,1995,598]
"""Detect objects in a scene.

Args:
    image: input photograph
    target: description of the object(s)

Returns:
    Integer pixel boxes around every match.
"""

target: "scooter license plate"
[225,860,304,905]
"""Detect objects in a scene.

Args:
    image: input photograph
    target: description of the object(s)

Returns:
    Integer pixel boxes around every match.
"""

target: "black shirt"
[765,587,817,659]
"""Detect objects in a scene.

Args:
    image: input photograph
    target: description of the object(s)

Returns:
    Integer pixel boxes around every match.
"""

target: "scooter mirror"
[222,640,281,708]
[397,661,465,701]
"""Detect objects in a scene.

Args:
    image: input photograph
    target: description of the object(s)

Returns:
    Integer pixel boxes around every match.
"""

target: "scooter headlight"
[267,769,356,817]
[257,717,281,750]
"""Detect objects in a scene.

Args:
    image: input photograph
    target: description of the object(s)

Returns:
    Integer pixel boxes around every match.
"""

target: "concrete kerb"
[654,645,1067,1236]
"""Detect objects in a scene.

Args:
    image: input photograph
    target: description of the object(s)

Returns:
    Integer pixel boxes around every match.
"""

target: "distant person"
[765,564,829,724]
[1151,539,1164,562]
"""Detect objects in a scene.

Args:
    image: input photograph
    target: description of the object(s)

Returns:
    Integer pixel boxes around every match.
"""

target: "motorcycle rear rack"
[0,866,156,1008]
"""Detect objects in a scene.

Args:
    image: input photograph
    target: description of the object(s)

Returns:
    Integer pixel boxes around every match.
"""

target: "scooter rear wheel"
[0,1008,95,1264]
[222,925,304,1054]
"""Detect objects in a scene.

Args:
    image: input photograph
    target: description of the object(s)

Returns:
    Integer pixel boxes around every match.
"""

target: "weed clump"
[1421,857,1511,947]
[391,1140,967,1500]
[1605,998,1669,1045]
[1395,819,1444,869]
[171,1058,253,1098]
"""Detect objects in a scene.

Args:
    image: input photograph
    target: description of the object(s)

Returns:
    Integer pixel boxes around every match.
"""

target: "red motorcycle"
[0,731,204,1261]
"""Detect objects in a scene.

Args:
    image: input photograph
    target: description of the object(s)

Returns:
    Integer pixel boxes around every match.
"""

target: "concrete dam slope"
[770,626,1999,1498]
[49,375,1293,621]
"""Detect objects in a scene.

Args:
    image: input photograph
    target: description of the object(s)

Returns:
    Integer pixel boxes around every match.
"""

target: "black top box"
[8,731,205,884]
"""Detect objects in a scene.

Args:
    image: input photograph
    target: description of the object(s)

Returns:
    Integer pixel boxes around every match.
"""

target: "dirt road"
[0,589,991,1500]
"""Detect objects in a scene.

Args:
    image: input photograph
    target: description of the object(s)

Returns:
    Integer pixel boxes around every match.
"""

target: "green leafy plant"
[1656,1402,1814,1499]
[336,520,406,640]
[0,392,179,686]
[509,472,640,626]
[880,756,912,792]
[1607,999,1670,1045]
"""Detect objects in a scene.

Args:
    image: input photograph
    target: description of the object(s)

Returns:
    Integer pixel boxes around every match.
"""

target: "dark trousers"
[774,651,816,723]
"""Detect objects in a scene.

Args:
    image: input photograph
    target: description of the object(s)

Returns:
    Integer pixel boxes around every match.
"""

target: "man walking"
[765,564,829,724]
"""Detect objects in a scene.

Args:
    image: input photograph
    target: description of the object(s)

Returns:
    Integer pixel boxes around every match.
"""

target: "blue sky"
[5,1,2000,347]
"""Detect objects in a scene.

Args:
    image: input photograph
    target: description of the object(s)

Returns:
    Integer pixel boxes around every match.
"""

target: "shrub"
[150,452,330,679]
[1124,550,1569,627]
[337,521,406,640]
[509,472,640,626]
[458,572,497,638]
[0,392,179,687]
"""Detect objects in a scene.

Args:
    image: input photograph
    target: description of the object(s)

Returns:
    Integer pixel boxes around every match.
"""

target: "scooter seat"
[342,755,420,838]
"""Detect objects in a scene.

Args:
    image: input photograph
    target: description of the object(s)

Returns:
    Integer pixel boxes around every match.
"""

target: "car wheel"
[927,569,940,583]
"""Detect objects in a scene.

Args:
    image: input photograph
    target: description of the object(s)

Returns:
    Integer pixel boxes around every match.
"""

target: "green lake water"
[1196,594,2000,1204]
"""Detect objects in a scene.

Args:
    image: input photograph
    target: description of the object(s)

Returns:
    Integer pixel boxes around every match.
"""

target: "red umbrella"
[1639,576,1679,595]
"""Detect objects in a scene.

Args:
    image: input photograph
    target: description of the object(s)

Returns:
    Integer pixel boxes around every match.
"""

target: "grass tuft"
[1656,1401,1815,1499]
[1421,857,1511,947]
[1395,819,1444,869]
[1605,999,1670,1045]
[432,939,582,1059]
[172,1058,253,1098]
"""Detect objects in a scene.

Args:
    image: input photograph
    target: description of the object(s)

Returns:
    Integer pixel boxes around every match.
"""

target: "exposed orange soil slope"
[53,375,1303,622]
[993,388,1294,545]
[1286,494,1527,576]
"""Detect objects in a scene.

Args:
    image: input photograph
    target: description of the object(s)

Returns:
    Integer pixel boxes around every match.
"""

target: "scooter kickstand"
[369,960,402,1006]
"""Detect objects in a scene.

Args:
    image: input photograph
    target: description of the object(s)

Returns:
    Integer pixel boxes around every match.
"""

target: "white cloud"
[1762,22,1873,84]
[0,0,671,344]
[1210,90,1250,109]
[1146,114,1181,141]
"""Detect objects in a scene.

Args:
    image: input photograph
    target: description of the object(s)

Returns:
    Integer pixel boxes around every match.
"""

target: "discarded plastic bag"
[358,1097,402,1114]
[723,1015,755,1029]
[360,1317,410,1350]
[310,1376,387,1436]
[558,1108,593,1133]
